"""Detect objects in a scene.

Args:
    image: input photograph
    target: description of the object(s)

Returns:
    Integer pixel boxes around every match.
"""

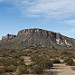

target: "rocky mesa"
[0,28,75,49]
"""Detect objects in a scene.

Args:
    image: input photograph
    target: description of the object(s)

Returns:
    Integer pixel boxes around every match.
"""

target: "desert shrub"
[53,59,61,63]
[1,58,17,66]
[20,65,29,74]
[32,65,43,74]
[17,58,25,66]
[39,59,53,69]
[12,53,21,59]
[0,66,7,73]
[31,55,43,63]
[0,67,9,74]
[64,58,74,66]
[27,62,35,67]
[16,65,29,75]
[72,62,75,66]
[4,65,16,72]
[31,55,53,74]
[31,55,53,68]
[61,51,74,57]
[60,56,65,59]
[16,67,21,75]
[0,57,25,67]
[19,57,24,62]
[31,55,53,69]
[0,68,3,74]
[61,51,69,55]
[17,61,25,66]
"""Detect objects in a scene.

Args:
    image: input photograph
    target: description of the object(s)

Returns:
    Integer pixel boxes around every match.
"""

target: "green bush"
[64,58,74,66]
[0,58,17,66]
[32,65,43,74]
[39,59,53,69]
[53,59,60,63]
[0,68,3,74]
[16,67,21,75]
[3,65,16,72]
[20,65,29,74]
[17,58,25,66]
[16,65,29,75]
[31,55,53,69]
[12,53,21,59]
[7,65,16,72]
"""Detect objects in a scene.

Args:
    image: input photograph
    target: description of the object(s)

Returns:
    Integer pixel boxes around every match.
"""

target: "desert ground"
[1,48,75,75]
[23,64,75,75]
[22,57,75,75]
[44,63,75,75]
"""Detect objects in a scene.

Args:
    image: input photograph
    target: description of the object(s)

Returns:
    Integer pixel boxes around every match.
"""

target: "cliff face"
[18,28,40,35]
[18,28,56,38]
[0,28,75,48]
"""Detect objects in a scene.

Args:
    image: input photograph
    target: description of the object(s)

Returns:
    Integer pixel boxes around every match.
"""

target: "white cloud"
[1,0,75,19]
[0,0,4,2]
[0,0,75,20]
[64,20,75,25]
[16,0,75,18]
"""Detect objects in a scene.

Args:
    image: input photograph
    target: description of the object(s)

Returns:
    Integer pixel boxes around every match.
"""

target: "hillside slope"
[0,28,75,49]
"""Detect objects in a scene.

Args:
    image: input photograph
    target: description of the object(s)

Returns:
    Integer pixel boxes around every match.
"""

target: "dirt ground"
[44,64,75,75]
[21,57,75,75]
[3,63,75,75]
[21,56,32,65]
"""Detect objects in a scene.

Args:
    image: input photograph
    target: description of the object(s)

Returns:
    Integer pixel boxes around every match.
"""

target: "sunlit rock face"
[56,38,72,47]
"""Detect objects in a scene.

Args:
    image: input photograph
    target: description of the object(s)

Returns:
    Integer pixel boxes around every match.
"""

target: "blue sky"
[0,0,75,39]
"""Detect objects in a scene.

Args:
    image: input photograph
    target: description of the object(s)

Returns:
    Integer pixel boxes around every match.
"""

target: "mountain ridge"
[0,28,75,49]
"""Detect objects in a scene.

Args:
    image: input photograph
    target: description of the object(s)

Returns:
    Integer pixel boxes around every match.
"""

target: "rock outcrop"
[2,34,16,40]
[18,28,56,38]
